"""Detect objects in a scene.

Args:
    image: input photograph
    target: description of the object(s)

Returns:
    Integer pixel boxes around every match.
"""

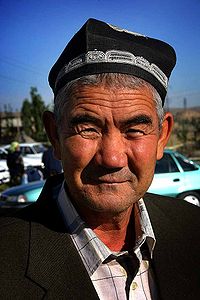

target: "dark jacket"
[0,174,199,300]
[6,150,24,177]
[42,147,62,178]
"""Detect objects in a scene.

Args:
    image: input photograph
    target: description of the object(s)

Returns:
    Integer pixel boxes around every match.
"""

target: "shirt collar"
[57,181,156,275]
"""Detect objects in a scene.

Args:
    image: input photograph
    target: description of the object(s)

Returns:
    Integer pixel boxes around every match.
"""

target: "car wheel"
[178,192,200,207]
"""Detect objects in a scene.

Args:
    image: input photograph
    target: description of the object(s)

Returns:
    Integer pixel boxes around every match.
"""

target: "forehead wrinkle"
[71,94,145,110]
[67,86,156,118]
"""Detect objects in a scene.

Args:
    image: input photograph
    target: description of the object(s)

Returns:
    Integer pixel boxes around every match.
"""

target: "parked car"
[0,180,45,216]
[2,143,46,170]
[0,164,9,183]
[0,147,10,183]
[18,142,46,156]
[148,149,200,206]
[0,147,9,169]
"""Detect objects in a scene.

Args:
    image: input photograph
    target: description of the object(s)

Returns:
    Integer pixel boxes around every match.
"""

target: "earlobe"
[157,112,174,160]
[42,111,61,160]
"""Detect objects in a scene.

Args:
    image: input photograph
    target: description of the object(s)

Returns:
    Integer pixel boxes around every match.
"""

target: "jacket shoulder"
[144,192,200,231]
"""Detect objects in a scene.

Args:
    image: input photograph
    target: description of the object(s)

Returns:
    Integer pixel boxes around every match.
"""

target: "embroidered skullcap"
[49,18,176,105]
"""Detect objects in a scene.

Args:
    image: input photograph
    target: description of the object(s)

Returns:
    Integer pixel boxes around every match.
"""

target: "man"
[42,145,62,178]
[6,141,25,185]
[0,19,199,300]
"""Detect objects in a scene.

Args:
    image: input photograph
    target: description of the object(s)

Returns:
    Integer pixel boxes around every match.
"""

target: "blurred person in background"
[42,144,62,178]
[26,166,44,182]
[6,141,25,186]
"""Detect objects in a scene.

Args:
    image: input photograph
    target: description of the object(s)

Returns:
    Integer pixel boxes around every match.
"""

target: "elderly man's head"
[43,18,175,217]
[44,76,173,217]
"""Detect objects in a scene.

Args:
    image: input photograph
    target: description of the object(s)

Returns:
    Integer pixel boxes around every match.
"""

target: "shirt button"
[120,267,127,276]
[143,260,149,269]
[131,282,138,290]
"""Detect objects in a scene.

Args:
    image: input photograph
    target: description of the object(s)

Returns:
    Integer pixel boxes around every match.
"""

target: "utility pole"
[165,96,169,111]
[183,97,187,110]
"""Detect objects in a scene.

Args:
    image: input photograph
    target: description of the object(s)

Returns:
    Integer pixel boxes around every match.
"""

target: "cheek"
[60,136,97,171]
[129,136,159,172]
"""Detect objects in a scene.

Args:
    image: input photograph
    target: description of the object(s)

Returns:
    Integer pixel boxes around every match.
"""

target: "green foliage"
[21,99,33,137]
[2,104,15,140]
[21,87,48,141]
[173,114,200,147]
[175,119,190,144]
[190,117,200,143]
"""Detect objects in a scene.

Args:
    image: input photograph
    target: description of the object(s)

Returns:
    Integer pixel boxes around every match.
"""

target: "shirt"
[57,182,157,299]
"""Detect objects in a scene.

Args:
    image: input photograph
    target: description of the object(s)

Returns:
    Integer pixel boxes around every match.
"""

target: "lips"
[98,177,128,184]
[82,167,133,185]
[97,173,132,184]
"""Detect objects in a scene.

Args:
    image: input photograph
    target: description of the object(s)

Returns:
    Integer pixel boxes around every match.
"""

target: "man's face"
[53,84,169,215]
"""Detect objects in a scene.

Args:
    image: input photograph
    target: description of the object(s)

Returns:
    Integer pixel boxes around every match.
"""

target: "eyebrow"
[70,113,153,127]
[123,114,153,127]
[70,114,101,126]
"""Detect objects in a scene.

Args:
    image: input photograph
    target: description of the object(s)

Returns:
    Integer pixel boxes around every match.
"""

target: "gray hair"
[54,73,164,130]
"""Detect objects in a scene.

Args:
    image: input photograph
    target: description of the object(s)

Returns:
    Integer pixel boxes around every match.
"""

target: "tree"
[3,104,15,140]
[190,117,200,145]
[21,87,48,141]
[21,99,33,137]
[174,118,190,145]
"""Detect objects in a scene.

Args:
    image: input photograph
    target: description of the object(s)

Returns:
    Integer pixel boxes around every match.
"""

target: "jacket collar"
[20,174,99,299]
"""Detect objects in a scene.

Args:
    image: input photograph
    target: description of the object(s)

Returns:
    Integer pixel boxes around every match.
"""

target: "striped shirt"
[57,182,157,299]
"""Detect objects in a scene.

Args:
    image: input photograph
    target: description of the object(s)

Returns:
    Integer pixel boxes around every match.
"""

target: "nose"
[94,132,127,169]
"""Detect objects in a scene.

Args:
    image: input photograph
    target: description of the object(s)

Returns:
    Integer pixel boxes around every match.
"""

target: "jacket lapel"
[26,222,99,299]
[144,193,200,300]
[22,174,99,299]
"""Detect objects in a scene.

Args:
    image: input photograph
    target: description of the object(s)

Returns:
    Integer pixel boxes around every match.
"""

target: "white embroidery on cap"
[108,23,146,37]
[56,50,168,90]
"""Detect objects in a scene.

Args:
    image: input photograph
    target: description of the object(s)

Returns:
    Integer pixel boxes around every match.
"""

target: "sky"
[0,0,200,111]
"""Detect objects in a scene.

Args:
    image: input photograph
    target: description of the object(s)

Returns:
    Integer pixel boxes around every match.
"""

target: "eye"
[125,128,145,138]
[77,126,101,139]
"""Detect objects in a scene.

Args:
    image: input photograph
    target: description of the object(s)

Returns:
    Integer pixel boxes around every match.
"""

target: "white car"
[17,143,46,168]
[0,164,9,183]
[1,143,46,170]
[0,147,10,183]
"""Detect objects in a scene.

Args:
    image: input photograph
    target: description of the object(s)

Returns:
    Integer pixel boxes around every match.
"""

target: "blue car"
[148,149,200,206]
[0,180,45,215]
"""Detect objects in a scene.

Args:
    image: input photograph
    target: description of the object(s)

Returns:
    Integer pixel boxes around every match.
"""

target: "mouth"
[97,176,131,184]
[82,168,133,185]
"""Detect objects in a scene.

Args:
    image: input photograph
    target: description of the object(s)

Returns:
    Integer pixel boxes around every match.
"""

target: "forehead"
[61,83,157,117]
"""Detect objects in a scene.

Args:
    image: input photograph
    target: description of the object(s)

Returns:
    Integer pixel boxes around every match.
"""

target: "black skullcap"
[49,18,176,105]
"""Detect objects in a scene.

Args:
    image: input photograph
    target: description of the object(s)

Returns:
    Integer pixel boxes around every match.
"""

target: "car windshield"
[174,153,199,171]
[32,144,46,153]
[155,153,179,174]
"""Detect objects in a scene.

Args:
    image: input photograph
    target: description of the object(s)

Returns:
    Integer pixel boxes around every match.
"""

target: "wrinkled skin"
[44,84,173,225]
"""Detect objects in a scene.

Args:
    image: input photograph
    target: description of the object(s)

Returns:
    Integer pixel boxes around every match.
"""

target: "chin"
[80,191,136,214]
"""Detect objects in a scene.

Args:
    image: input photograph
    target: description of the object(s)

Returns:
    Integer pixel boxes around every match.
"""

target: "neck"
[86,206,135,252]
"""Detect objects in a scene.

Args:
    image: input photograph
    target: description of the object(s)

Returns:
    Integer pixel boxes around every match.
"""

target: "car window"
[155,153,179,174]
[20,146,34,155]
[0,149,7,159]
[32,144,46,153]
[174,153,199,171]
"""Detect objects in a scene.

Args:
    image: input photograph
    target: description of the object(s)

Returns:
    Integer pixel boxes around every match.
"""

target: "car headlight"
[17,195,28,203]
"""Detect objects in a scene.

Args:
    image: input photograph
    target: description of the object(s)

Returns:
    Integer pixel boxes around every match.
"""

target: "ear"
[43,111,61,160]
[157,112,174,160]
